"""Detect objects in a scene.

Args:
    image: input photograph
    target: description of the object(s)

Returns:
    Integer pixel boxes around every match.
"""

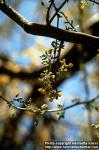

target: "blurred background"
[0,0,99,149]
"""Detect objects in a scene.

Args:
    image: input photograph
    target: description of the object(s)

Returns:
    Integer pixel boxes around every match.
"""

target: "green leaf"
[13,98,23,102]
[56,104,65,120]
[85,103,93,111]
[34,119,39,126]
[15,93,19,98]
[41,1,45,6]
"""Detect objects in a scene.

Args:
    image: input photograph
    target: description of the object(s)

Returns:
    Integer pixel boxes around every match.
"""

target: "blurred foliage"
[90,61,99,89]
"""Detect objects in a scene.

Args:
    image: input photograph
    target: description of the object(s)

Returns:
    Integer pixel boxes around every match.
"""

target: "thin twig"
[48,95,99,112]
[0,95,39,113]
[49,0,68,24]
[0,95,99,114]
[89,0,99,5]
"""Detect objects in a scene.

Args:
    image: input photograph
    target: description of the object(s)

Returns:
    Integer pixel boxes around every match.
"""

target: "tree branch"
[48,95,99,112]
[0,95,39,113]
[0,95,99,114]
[89,0,99,5]
[0,2,99,48]
[49,0,69,24]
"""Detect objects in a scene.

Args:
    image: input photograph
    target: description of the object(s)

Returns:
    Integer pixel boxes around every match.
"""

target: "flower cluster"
[80,0,89,9]
[38,69,62,101]
[57,59,73,76]
[40,49,53,66]
[38,59,73,101]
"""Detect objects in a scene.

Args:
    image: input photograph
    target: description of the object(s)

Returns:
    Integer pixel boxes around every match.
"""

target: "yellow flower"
[81,3,84,9]
[38,88,46,94]
[49,97,53,102]
[57,92,62,97]
[68,63,73,68]
[38,78,43,82]
[47,84,52,90]
[60,59,65,65]
[52,75,55,79]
